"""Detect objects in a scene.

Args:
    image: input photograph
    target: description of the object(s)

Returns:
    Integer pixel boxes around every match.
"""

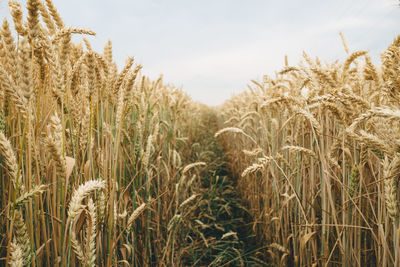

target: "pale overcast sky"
[1,0,399,105]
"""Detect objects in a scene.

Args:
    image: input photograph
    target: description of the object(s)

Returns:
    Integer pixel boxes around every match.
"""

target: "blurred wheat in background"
[0,0,400,266]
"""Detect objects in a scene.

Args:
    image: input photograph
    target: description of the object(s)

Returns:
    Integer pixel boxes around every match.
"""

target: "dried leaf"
[300,231,316,250]
[84,160,90,180]
[66,156,75,180]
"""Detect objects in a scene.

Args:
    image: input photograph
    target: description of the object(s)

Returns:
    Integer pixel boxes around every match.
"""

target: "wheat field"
[0,0,399,266]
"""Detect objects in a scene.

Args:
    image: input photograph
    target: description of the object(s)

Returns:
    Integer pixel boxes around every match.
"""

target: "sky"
[0,0,399,105]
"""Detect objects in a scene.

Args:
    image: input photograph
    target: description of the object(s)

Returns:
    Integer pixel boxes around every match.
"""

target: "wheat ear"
[68,180,105,220]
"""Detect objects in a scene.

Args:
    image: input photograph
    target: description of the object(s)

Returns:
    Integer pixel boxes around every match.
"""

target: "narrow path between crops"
[183,110,269,266]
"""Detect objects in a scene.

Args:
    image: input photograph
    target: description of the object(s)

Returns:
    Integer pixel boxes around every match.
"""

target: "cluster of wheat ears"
[0,0,212,266]
[216,34,400,265]
[1,0,400,266]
